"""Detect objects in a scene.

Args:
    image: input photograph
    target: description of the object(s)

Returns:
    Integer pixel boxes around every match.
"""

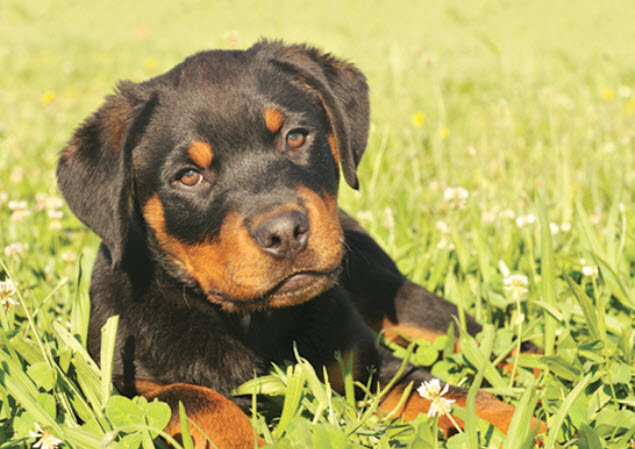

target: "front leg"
[134,380,264,449]
[338,210,481,343]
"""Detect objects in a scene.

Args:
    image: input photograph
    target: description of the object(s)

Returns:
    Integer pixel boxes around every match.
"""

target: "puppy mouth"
[273,271,331,295]
[208,267,341,313]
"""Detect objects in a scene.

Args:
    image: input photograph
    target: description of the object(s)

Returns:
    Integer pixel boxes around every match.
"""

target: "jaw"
[206,267,341,313]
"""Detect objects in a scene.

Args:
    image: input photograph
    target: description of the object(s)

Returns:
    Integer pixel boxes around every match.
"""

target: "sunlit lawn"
[1,1,634,447]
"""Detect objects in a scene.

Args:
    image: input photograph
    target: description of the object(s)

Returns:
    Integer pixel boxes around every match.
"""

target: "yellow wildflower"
[601,88,614,101]
[144,57,157,72]
[41,91,55,105]
[411,111,425,128]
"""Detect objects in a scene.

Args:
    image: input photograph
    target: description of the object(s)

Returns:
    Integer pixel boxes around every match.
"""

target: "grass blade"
[179,402,195,449]
[544,373,592,449]
[537,196,556,356]
[460,330,506,389]
[564,273,602,341]
[501,386,538,449]
[594,255,634,310]
[274,364,306,439]
[464,324,496,449]
[100,315,119,407]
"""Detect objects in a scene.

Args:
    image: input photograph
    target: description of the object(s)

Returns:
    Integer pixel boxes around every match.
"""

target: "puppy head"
[57,41,370,312]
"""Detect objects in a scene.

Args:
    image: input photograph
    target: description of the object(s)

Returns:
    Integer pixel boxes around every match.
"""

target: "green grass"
[1,0,634,447]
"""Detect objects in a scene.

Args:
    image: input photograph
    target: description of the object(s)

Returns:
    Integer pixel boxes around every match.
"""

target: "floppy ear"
[264,42,370,189]
[57,81,157,266]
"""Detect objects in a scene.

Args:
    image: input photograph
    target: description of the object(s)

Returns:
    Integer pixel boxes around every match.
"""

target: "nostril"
[269,235,281,248]
[294,223,308,238]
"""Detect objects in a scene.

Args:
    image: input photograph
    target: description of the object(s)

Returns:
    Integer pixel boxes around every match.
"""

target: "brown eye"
[179,169,203,187]
[286,131,307,149]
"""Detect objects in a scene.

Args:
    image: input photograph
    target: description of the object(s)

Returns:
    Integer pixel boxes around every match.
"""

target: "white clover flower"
[8,200,28,211]
[482,210,496,223]
[513,312,526,326]
[0,278,17,300]
[4,242,27,258]
[504,274,529,300]
[0,191,8,203]
[582,266,598,278]
[417,378,455,417]
[515,214,536,228]
[581,263,599,279]
[588,210,601,224]
[49,221,63,231]
[36,194,64,212]
[435,220,450,234]
[500,209,516,220]
[30,423,62,449]
[11,209,32,222]
[443,187,469,210]
[0,278,18,311]
[549,222,560,235]
[436,239,455,251]
[560,222,572,233]
[47,209,64,220]
[1,296,19,311]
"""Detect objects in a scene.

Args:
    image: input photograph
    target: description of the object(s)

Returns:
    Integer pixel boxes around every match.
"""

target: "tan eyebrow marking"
[263,107,283,133]
[188,140,213,168]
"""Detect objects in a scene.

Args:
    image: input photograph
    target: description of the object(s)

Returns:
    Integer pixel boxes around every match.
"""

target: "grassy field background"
[1,1,634,448]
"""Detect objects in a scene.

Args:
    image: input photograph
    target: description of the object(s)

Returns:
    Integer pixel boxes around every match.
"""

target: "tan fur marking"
[143,195,271,303]
[143,382,264,448]
[327,132,340,165]
[380,318,447,346]
[188,140,214,168]
[263,107,283,133]
[324,349,362,395]
[296,186,342,259]
[142,189,343,311]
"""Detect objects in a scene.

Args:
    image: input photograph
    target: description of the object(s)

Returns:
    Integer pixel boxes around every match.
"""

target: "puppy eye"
[179,169,204,187]
[286,130,307,149]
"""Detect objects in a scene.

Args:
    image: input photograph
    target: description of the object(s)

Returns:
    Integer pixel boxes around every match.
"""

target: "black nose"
[251,209,309,259]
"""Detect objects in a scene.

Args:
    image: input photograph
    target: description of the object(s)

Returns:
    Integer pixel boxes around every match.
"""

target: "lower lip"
[276,273,321,294]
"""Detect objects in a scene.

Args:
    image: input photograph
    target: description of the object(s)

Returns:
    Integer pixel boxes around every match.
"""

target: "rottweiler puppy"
[57,40,535,448]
